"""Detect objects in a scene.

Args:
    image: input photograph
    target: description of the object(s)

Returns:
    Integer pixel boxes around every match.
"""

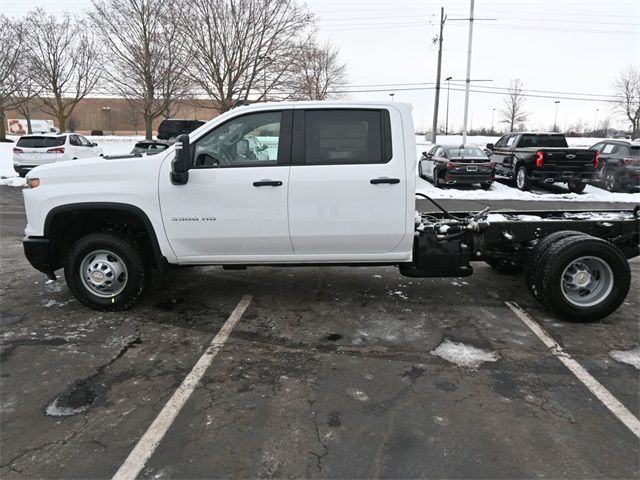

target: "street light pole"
[445,76,452,136]
[594,108,599,133]
[553,101,560,132]
[491,108,495,135]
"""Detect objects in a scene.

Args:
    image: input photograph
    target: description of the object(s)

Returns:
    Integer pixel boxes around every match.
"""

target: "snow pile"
[0,176,26,187]
[416,176,639,202]
[430,339,500,370]
[609,346,640,370]
[0,141,17,178]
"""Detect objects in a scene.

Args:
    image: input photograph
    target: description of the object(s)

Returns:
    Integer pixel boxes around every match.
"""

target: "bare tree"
[0,16,24,141]
[500,78,529,133]
[612,66,640,139]
[91,0,193,139]
[14,77,42,135]
[178,0,315,112]
[24,9,101,132]
[286,41,347,100]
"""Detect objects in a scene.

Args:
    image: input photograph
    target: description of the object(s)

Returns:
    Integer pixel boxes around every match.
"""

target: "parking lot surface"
[1,185,639,479]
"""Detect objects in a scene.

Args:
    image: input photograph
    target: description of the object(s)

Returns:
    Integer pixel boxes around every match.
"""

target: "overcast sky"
[2,0,638,133]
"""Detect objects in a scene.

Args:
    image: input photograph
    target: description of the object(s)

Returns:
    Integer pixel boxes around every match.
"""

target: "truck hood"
[26,151,171,184]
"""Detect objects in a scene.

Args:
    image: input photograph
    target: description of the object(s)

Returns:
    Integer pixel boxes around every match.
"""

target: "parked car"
[130,140,170,156]
[590,139,640,192]
[486,132,598,192]
[157,119,205,141]
[419,144,495,189]
[13,133,103,177]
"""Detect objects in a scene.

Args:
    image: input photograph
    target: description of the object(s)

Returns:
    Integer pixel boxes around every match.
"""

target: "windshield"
[444,146,486,159]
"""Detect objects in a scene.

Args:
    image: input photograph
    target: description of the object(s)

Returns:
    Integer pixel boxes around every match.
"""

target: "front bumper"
[23,236,56,279]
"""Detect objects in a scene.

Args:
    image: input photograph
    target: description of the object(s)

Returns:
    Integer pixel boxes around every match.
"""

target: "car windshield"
[16,136,65,148]
[444,146,486,159]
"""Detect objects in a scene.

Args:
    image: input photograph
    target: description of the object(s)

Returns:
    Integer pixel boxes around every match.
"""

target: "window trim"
[191,109,292,169]
[291,108,393,166]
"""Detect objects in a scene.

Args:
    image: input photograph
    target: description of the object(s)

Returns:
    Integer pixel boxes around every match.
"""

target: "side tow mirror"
[171,134,191,185]
[486,143,494,150]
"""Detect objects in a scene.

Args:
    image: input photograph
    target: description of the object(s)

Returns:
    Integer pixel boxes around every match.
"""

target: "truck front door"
[287,108,408,255]
[159,110,293,260]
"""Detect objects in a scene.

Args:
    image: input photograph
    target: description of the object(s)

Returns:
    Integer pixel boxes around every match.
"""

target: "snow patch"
[346,388,369,402]
[0,141,17,178]
[431,339,500,370]
[45,397,91,417]
[0,176,25,187]
[609,346,640,370]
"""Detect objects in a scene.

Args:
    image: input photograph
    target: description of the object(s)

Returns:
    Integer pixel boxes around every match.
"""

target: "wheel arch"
[44,202,166,272]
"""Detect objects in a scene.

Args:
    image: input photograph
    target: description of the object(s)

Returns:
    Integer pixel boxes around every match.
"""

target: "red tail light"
[622,157,640,166]
[594,151,600,169]
[447,162,461,169]
[13,147,23,153]
[47,147,65,154]
[535,150,544,168]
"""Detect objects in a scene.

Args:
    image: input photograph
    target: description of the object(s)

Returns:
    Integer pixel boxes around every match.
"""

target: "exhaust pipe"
[545,178,555,184]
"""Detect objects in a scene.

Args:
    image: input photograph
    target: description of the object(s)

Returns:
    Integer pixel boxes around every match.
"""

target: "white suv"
[13,133,103,177]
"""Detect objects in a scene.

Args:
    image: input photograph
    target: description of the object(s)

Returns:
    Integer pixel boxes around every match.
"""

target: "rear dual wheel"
[524,233,630,322]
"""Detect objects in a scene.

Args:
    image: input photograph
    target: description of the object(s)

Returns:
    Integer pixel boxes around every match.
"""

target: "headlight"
[26,177,40,188]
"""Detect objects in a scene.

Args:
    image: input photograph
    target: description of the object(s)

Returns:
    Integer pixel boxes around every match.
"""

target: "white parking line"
[112,295,253,480]
[505,301,640,439]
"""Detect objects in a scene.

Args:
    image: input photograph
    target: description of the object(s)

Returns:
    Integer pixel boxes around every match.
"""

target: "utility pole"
[553,100,560,132]
[461,0,475,144]
[431,7,445,143]
[491,108,495,135]
[445,76,452,135]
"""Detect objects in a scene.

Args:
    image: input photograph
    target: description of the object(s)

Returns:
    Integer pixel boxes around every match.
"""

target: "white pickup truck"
[22,101,639,322]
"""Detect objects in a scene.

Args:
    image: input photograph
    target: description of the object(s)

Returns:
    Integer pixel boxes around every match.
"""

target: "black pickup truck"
[486,133,598,192]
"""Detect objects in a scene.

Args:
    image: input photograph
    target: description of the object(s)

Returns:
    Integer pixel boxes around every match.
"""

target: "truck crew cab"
[22,102,639,322]
[486,132,598,192]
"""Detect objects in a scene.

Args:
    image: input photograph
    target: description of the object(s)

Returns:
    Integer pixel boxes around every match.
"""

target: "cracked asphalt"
[1,185,639,479]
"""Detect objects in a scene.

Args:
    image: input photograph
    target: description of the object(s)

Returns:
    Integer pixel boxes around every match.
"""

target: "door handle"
[253,180,283,187]
[370,177,400,185]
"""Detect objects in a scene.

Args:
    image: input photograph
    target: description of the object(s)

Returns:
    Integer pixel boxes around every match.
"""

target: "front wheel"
[515,166,530,191]
[65,232,147,311]
[567,180,586,193]
[537,235,630,322]
[433,168,443,188]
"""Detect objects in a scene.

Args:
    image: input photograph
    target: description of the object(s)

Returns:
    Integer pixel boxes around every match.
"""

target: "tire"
[485,258,524,274]
[480,182,492,190]
[524,231,587,303]
[537,235,630,322]
[567,180,586,193]
[65,232,147,311]
[604,169,619,192]
[433,168,443,188]
[515,165,530,191]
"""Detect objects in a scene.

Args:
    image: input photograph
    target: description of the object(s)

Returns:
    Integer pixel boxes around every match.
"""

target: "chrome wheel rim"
[80,250,128,298]
[605,173,615,191]
[517,168,526,188]
[561,256,613,308]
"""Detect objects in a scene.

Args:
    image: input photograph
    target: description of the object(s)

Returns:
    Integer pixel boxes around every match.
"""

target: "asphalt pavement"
[1,184,639,479]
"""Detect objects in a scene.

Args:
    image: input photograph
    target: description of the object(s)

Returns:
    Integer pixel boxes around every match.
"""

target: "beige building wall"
[5,97,219,136]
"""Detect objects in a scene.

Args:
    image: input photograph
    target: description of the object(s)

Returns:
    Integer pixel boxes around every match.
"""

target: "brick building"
[5,97,219,136]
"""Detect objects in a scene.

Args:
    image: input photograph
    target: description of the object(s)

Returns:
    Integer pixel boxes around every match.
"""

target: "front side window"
[304,110,385,165]
[194,111,281,168]
[602,144,615,154]
[591,143,604,152]
[494,135,508,148]
[69,135,81,146]
[78,135,93,147]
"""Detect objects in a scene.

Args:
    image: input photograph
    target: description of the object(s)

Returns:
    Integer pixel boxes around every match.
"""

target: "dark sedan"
[590,139,640,192]
[419,144,495,189]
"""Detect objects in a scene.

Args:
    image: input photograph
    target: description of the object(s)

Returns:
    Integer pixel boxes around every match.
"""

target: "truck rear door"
[287,107,407,255]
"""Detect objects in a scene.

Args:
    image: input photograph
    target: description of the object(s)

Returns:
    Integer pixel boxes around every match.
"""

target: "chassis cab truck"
[21,102,639,322]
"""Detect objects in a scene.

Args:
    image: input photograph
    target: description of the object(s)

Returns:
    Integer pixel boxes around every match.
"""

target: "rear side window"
[16,136,65,148]
[628,146,640,157]
[303,110,391,165]
[506,135,518,147]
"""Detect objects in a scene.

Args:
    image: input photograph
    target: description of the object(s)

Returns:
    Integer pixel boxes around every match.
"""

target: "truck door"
[287,108,407,255]
[159,110,294,259]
